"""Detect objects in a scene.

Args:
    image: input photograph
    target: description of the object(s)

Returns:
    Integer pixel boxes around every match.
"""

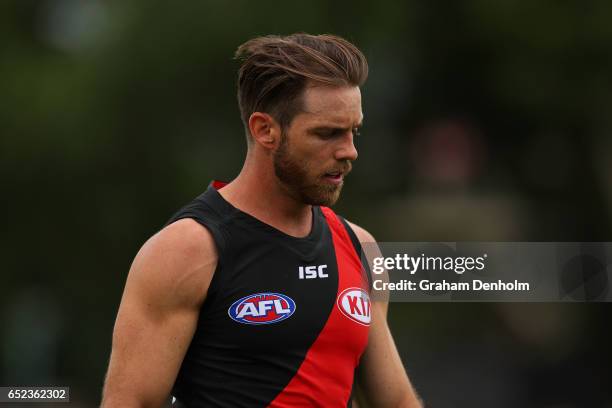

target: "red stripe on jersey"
[212,180,228,190]
[268,207,369,407]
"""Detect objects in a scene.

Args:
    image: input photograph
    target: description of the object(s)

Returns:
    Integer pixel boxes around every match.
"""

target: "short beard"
[273,132,343,207]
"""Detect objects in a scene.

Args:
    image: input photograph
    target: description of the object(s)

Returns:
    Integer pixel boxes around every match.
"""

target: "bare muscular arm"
[349,222,423,408]
[101,219,217,408]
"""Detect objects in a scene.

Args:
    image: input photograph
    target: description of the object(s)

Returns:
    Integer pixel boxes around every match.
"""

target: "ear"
[248,112,280,149]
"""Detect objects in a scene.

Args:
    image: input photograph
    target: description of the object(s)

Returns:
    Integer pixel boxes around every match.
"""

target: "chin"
[301,185,342,207]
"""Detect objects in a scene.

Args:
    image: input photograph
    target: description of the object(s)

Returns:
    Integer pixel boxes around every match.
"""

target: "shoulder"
[150,218,218,261]
[345,220,377,244]
[345,220,389,311]
[127,218,218,309]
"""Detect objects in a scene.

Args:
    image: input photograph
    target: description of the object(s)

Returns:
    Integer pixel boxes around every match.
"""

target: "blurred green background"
[1,1,611,407]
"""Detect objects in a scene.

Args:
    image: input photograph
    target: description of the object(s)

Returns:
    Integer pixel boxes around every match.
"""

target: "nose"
[334,132,358,162]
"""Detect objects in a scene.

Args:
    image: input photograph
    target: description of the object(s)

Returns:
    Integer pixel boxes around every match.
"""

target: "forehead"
[298,85,363,125]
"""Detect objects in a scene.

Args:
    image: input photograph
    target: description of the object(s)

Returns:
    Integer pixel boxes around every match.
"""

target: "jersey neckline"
[204,181,323,243]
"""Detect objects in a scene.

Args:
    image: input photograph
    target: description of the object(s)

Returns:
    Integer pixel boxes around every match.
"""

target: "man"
[102,33,422,407]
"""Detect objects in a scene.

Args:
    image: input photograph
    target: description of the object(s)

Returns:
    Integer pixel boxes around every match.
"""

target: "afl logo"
[228,293,296,325]
[337,287,371,326]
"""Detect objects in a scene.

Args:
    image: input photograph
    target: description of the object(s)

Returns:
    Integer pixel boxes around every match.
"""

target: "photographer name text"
[373,279,530,292]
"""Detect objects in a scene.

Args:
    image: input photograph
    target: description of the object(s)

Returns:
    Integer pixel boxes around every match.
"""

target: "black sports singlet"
[166,181,371,407]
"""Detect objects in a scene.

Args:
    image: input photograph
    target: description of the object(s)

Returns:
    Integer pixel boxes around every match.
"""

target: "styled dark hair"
[234,33,368,140]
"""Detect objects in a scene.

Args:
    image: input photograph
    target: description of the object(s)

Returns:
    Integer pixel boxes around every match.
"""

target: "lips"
[322,163,351,185]
[323,169,346,185]
[324,169,345,182]
[325,174,343,181]
[324,163,351,178]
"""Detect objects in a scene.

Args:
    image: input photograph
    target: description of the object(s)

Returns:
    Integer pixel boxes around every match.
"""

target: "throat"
[261,204,314,238]
[218,180,315,238]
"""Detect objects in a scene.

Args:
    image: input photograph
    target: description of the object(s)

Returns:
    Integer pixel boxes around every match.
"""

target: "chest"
[198,228,369,356]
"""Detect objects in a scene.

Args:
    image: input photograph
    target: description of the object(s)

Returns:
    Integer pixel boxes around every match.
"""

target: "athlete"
[102,33,422,407]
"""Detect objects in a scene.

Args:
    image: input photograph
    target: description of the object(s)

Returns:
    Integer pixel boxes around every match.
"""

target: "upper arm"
[347,221,423,408]
[102,219,217,408]
[346,221,389,316]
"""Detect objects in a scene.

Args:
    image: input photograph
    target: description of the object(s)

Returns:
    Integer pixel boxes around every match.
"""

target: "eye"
[316,129,342,139]
[315,131,333,139]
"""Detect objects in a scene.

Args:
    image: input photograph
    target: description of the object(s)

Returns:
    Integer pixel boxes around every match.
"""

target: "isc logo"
[298,264,328,279]
[228,293,296,325]
[337,287,371,326]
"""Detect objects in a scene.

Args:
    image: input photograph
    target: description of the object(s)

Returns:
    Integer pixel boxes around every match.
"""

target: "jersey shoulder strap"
[165,191,228,254]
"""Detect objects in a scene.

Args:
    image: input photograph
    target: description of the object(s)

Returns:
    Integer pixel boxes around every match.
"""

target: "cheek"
[291,139,325,161]
[305,146,333,170]
[287,133,335,169]
[314,144,338,165]
[306,138,337,158]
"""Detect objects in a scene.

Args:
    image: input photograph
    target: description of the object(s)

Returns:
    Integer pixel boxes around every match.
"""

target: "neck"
[218,151,313,238]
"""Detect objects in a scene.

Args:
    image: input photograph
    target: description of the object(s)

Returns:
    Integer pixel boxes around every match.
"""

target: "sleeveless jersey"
[167,181,371,407]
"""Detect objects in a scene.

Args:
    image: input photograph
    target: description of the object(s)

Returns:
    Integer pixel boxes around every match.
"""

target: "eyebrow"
[308,122,363,133]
